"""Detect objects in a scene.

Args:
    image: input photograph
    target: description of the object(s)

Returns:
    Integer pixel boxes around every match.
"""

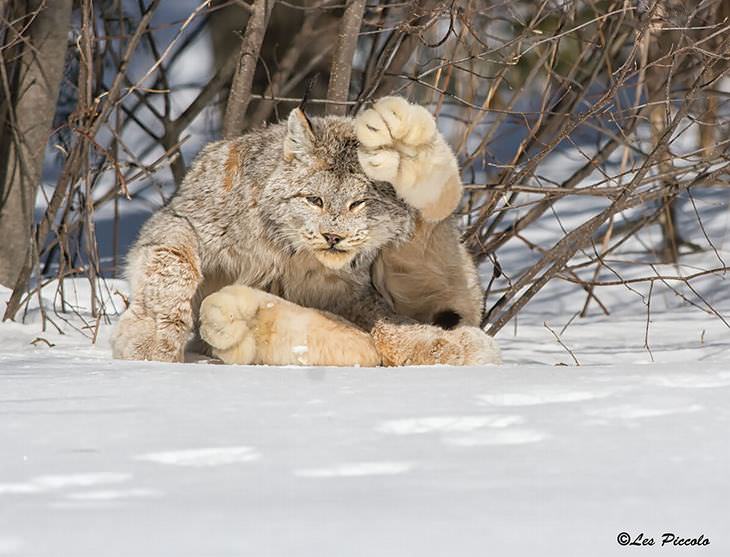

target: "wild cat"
[111,96,501,366]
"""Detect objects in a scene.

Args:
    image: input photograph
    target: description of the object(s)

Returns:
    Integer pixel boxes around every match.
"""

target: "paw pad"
[354,96,457,213]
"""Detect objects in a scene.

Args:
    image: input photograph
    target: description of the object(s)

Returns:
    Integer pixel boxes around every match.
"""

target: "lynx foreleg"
[355,96,462,222]
[199,285,381,367]
[112,235,202,362]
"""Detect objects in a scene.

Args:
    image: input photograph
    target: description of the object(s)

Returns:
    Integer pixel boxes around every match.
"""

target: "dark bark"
[0,0,73,288]
[222,0,274,138]
[325,0,365,116]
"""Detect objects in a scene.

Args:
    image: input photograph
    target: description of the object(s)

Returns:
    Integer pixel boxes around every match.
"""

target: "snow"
[1,278,729,556]
[6,155,730,554]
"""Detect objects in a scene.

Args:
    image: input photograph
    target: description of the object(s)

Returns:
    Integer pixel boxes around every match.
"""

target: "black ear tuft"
[433,310,461,330]
[299,73,319,114]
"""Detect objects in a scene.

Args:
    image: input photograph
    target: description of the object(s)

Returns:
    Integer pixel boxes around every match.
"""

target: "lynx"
[111,97,501,366]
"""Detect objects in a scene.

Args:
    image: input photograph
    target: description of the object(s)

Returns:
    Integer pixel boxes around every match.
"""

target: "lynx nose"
[322,233,343,247]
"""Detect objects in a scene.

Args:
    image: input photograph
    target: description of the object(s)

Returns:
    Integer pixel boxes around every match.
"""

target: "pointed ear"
[284,108,315,160]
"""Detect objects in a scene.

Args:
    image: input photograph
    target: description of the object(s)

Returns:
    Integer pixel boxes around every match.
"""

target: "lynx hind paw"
[355,96,437,150]
[199,287,260,352]
[425,327,501,366]
[372,322,501,367]
[456,327,502,366]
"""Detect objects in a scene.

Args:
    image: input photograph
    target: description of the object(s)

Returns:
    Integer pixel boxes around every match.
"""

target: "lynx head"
[263,108,413,270]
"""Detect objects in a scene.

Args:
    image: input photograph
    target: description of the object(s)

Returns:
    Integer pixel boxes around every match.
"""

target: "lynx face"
[263,110,413,270]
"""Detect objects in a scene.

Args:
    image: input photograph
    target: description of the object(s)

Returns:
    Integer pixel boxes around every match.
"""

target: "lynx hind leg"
[112,242,201,362]
[372,321,501,367]
[198,286,260,364]
[355,96,462,222]
[456,327,502,366]
[375,218,483,328]
[200,285,381,367]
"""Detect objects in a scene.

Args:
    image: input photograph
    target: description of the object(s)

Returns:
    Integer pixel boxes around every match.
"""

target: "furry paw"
[355,96,436,149]
[453,327,502,366]
[199,293,249,351]
[199,286,261,364]
[355,97,436,185]
[355,97,461,219]
[421,326,501,366]
[111,307,186,362]
[372,322,501,366]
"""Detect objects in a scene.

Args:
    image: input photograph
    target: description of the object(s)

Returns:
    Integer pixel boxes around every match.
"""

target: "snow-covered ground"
[1,271,729,556]
[8,151,730,555]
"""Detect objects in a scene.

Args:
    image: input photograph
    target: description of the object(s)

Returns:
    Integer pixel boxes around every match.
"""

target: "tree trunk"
[222,0,273,138]
[326,0,365,116]
[0,0,72,288]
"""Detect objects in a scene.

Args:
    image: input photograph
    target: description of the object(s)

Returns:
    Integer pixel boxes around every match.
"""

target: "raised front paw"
[355,97,460,218]
[199,285,264,364]
[355,97,436,184]
[355,97,437,151]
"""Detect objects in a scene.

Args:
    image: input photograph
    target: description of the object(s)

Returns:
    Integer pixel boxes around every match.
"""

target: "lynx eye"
[349,199,367,211]
[305,196,323,208]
